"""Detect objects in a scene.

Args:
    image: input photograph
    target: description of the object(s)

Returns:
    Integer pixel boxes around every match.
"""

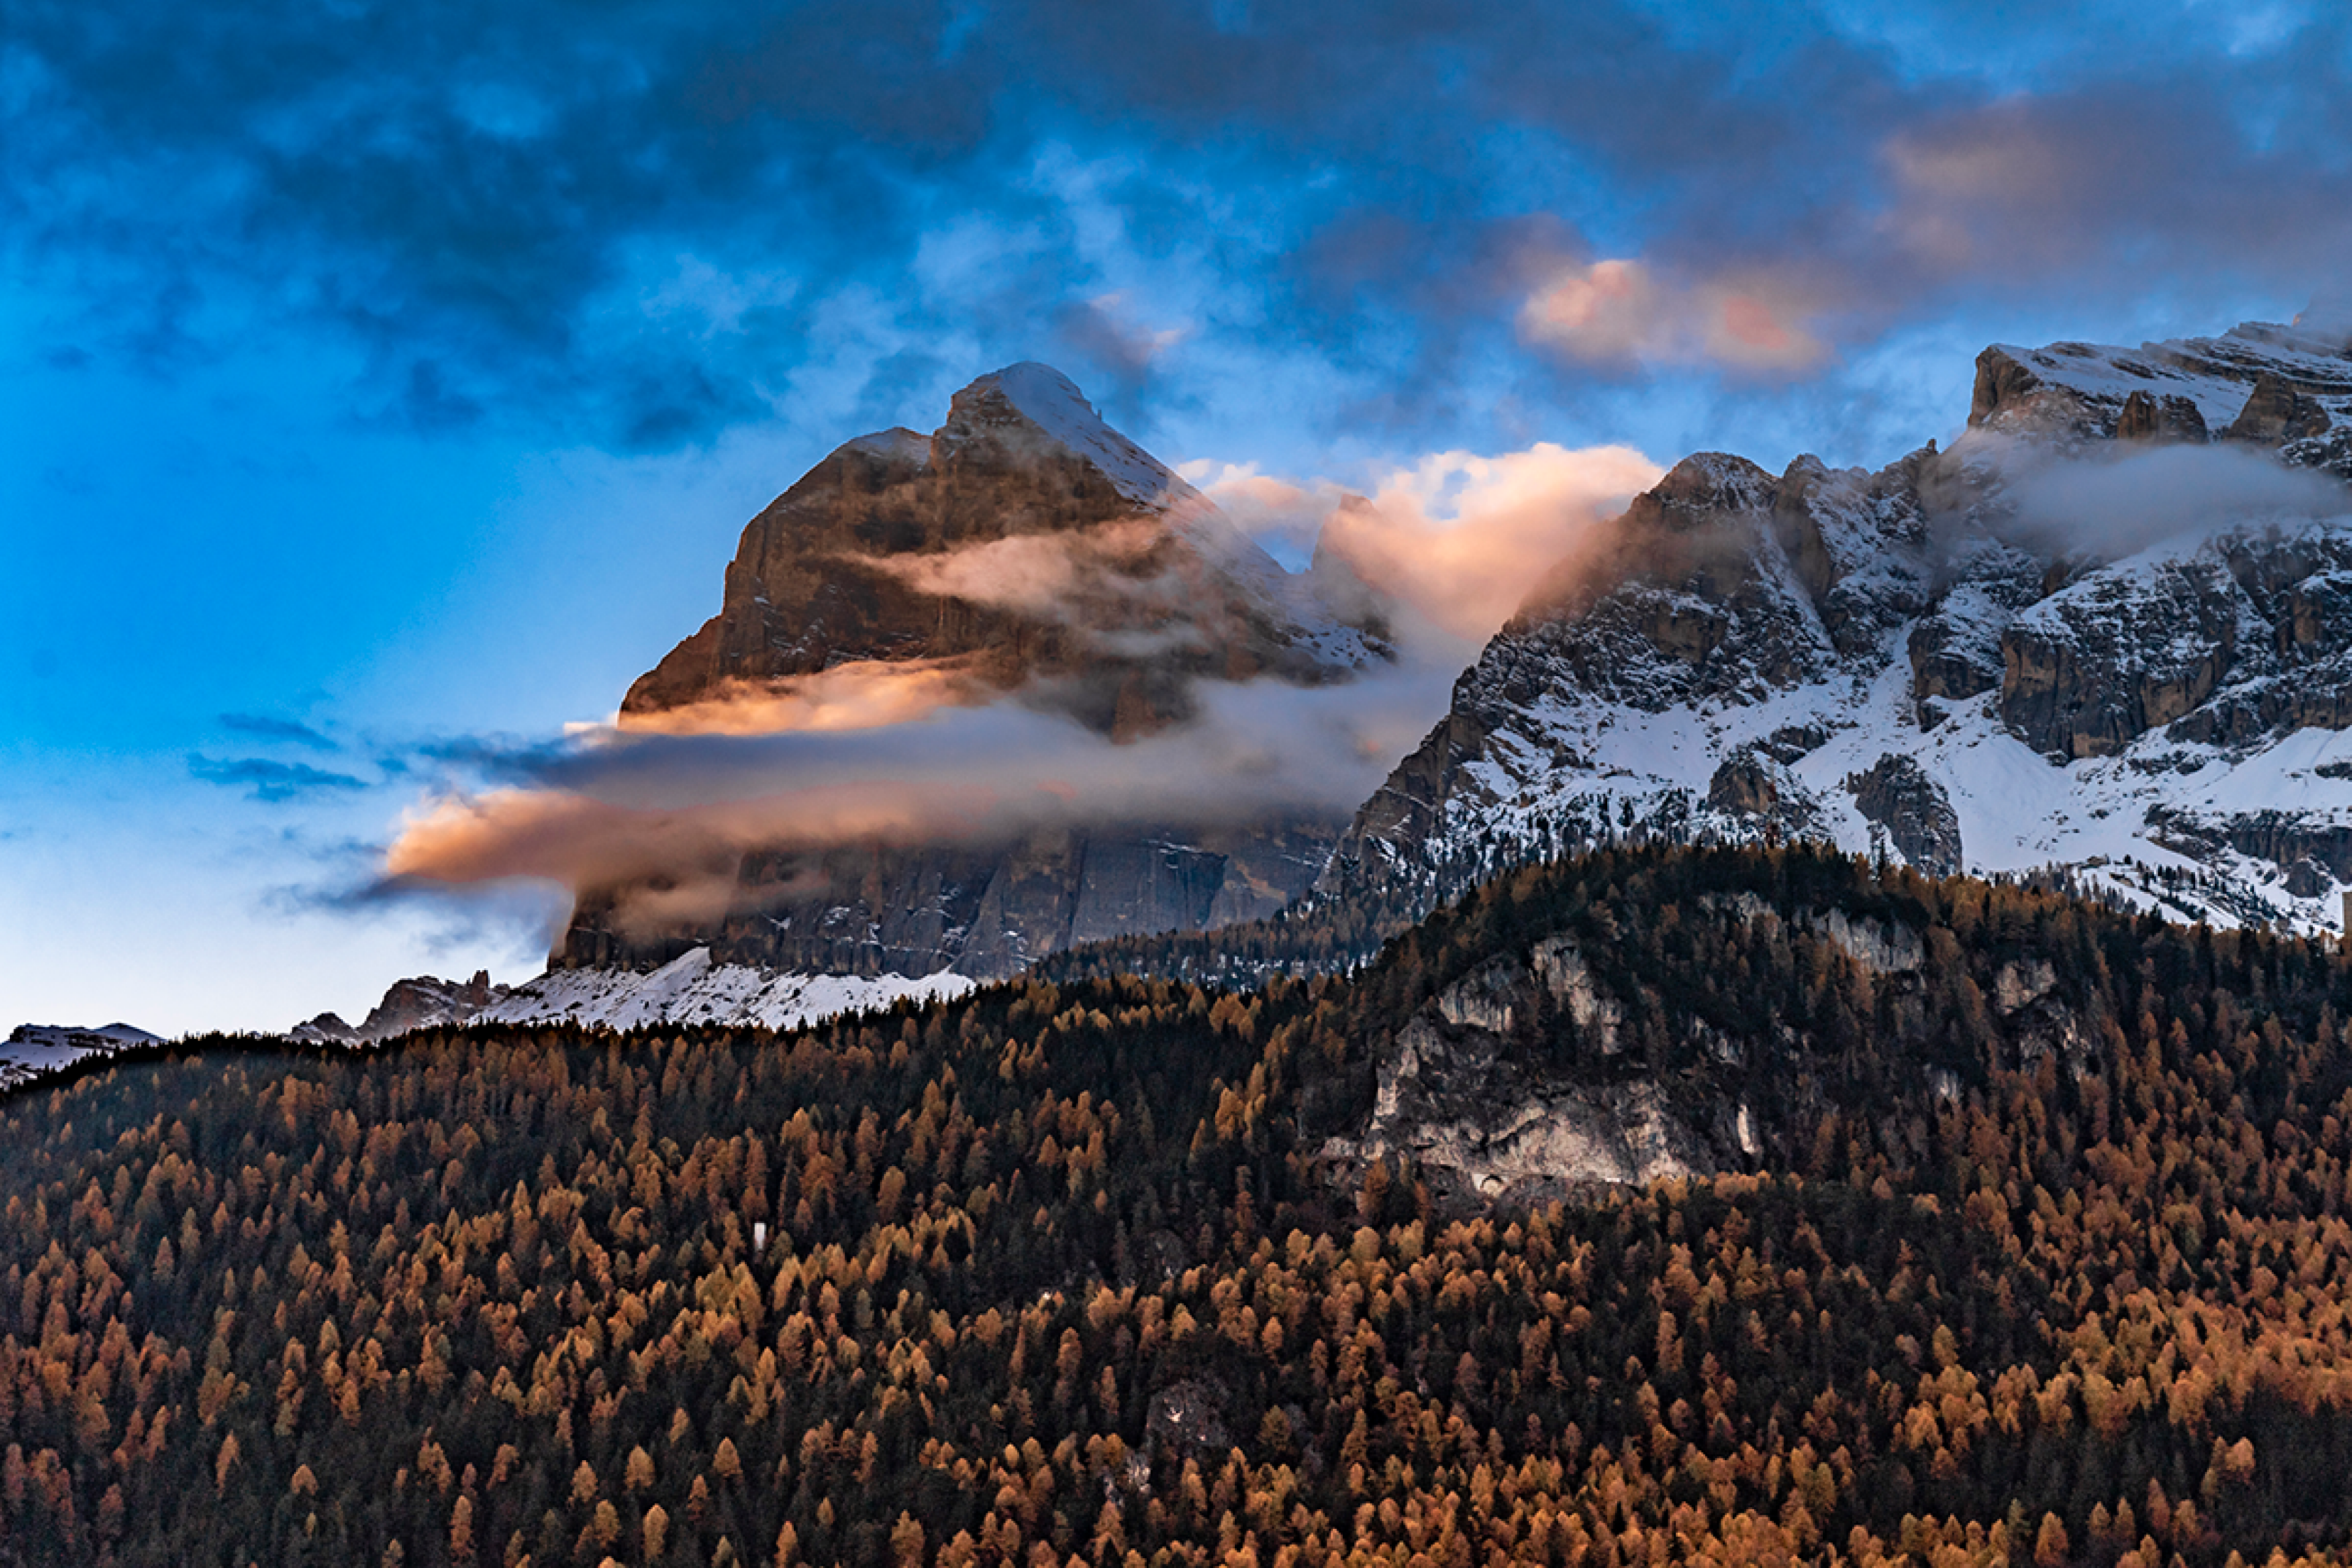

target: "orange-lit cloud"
[386,782,977,871]
[383,774,998,936]
[1189,442,1664,642]
[1518,257,1827,372]
[612,660,989,736]
[380,666,1457,930]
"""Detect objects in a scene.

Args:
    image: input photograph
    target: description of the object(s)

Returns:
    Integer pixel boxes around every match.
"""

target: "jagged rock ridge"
[565,365,1387,981]
[291,972,511,1046]
[290,955,973,1042]
[1322,308,2352,935]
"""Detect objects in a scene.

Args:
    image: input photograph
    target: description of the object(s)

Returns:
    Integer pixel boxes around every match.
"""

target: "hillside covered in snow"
[1321,308,2352,934]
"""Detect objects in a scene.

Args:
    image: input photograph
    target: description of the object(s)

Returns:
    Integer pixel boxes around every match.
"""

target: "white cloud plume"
[1188,441,1664,642]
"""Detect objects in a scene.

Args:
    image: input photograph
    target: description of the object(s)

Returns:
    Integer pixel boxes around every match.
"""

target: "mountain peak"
[939,362,1194,508]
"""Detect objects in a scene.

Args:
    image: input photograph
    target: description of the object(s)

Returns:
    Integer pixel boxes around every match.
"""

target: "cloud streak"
[189,755,369,804]
[2001,439,2352,560]
[219,713,339,751]
[377,662,1457,926]
[611,661,995,737]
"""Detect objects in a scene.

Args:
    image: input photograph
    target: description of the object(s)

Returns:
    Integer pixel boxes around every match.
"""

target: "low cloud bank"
[2000,439,2351,560]
[383,659,1460,932]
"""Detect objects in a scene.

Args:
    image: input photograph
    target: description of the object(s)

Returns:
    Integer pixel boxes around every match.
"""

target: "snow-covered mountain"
[1321,308,2352,933]
[246,316,2352,1055]
[0,1023,163,1088]
[292,953,970,1041]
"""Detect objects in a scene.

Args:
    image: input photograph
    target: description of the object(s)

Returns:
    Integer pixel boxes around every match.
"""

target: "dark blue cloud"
[189,755,369,803]
[8,0,2349,457]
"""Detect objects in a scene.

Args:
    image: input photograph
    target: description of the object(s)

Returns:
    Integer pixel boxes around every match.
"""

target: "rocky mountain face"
[566,365,1385,981]
[559,820,1342,981]
[290,971,510,1046]
[624,362,1378,733]
[1322,309,2352,935]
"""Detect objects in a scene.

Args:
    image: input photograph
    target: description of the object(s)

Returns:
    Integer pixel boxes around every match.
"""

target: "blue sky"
[5,0,2350,1031]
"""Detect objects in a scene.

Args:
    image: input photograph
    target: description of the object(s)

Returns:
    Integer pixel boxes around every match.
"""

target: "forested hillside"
[7,847,2352,1567]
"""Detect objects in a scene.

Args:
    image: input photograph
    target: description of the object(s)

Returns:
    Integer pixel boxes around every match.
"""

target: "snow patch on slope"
[1988,323,2352,433]
[1368,497,2352,936]
[476,951,976,1033]
[1441,647,2347,930]
[983,363,1197,509]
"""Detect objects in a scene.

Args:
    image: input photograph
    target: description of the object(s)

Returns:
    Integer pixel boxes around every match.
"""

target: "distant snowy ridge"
[477,950,974,1032]
[1,1023,163,1090]
[286,951,975,1044]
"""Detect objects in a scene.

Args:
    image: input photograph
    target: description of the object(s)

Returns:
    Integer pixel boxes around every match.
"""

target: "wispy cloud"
[189,755,368,804]
[370,655,1456,932]
[1518,259,1828,374]
[1189,440,1664,642]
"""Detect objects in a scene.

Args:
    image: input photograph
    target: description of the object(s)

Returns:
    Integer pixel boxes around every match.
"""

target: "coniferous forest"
[9,846,2352,1566]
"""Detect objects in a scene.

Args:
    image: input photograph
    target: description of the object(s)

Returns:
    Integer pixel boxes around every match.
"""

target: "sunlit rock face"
[569,366,1389,979]
[624,363,1382,738]
[1320,312,2352,937]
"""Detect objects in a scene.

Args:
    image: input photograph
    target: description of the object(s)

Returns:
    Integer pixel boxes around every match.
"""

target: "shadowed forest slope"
[7,847,2352,1566]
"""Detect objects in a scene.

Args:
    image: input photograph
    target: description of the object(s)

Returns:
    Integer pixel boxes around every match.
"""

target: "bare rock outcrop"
[2225,372,2335,445]
[1846,755,1962,876]
[2116,390,2211,443]
[292,971,510,1044]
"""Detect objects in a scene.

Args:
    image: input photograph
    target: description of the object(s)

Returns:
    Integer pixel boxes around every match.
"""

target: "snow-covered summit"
[1324,313,2352,938]
[1971,315,2352,453]
[1,1022,162,1091]
[944,362,1202,511]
